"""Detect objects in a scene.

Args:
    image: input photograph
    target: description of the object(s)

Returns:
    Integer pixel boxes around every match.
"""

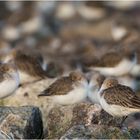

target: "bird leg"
[118,116,128,129]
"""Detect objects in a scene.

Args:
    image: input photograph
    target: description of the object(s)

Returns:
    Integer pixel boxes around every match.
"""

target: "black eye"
[108,83,112,86]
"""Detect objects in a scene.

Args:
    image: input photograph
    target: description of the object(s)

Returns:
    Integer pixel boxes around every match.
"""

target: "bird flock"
[1,46,140,128]
[0,1,140,129]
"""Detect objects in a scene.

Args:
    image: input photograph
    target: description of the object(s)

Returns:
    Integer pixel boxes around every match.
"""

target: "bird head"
[100,77,118,91]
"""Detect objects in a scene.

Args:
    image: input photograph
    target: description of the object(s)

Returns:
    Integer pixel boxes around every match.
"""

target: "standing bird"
[98,77,140,126]
[0,62,19,98]
[38,71,88,105]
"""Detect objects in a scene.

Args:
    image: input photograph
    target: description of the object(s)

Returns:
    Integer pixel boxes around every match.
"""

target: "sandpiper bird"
[86,72,105,104]
[38,71,88,105]
[0,62,19,98]
[87,50,136,76]
[3,50,49,84]
[98,77,140,118]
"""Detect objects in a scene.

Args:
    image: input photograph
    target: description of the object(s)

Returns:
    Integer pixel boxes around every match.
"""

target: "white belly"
[0,79,19,98]
[53,87,87,105]
[92,58,136,76]
[130,65,140,76]
[100,97,140,117]
[88,86,100,104]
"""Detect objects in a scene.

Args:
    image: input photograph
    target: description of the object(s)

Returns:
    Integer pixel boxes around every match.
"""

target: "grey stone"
[61,125,140,139]
[0,106,43,139]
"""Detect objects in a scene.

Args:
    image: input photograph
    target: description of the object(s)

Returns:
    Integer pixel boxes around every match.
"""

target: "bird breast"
[93,58,136,76]
[100,96,140,117]
[87,85,100,104]
[53,86,87,105]
[0,78,19,98]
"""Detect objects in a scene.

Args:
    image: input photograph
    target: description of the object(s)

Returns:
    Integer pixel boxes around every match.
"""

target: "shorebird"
[98,77,140,118]
[3,50,49,84]
[0,61,19,98]
[87,50,136,76]
[38,71,88,105]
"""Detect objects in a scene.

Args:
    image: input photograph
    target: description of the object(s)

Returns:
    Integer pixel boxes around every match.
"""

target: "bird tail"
[38,91,50,97]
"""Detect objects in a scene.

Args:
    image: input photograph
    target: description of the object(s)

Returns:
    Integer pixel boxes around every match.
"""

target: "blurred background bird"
[0,61,19,98]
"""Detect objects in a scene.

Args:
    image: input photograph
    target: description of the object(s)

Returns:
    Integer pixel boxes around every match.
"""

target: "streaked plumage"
[99,78,140,117]
[39,76,73,96]
[38,71,88,105]
[102,85,140,108]
[3,50,49,84]
[87,51,136,76]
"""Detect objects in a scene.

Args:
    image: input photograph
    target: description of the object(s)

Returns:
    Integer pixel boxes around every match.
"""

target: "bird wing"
[99,52,122,67]
[15,53,47,78]
[102,85,140,109]
[38,77,73,96]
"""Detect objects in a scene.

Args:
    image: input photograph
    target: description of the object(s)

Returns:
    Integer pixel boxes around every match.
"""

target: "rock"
[46,103,92,139]
[0,106,43,139]
[2,78,56,137]
[61,125,140,139]
[46,102,97,139]
[46,103,140,139]
[3,85,140,139]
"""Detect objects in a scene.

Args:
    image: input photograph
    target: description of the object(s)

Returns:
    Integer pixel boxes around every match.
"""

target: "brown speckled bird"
[87,51,136,76]
[3,50,49,84]
[98,78,140,117]
[38,71,88,105]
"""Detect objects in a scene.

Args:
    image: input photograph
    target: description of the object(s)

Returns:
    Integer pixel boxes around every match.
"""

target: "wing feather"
[38,77,73,96]
[102,85,140,109]
[15,53,47,78]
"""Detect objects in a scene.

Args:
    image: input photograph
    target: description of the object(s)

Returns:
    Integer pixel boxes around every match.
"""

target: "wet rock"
[61,125,140,139]
[0,106,43,139]
[46,103,93,139]
[91,109,122,127]
[46,103,140,139]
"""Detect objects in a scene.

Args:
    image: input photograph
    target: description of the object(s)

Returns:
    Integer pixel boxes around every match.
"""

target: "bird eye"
[108,83,112,87]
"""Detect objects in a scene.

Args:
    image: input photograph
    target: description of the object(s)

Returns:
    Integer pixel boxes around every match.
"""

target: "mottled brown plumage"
[87,50,135,68]
[0,63,16,82]
[38,71,85,96]
[98,52,123,67]
[13,51,47,79]
[101,85,140,109]
[39,77,73,96]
